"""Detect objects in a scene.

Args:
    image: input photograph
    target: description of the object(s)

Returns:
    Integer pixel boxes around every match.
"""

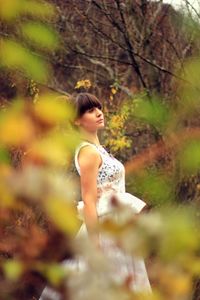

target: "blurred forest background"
[1,0,200,299]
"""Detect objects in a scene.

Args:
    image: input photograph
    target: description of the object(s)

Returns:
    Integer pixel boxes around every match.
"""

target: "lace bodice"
[74,142,125,199]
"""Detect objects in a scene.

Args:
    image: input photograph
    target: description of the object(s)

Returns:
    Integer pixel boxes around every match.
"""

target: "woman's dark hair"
[74,93,102,118]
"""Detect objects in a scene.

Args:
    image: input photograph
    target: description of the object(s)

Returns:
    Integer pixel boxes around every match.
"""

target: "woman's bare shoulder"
[78,145,101,168]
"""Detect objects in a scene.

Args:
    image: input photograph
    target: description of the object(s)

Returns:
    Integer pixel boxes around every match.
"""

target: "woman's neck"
[81,130,100,146]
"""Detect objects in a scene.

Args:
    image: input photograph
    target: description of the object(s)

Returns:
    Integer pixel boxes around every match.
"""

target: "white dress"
[75,143,151,289]
[39,142,151,300]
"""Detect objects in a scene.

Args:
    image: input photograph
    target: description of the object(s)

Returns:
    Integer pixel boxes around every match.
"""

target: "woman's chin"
[98,123,105,129]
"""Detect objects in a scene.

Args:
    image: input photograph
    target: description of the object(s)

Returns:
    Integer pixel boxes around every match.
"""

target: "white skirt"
[76,192,151,292]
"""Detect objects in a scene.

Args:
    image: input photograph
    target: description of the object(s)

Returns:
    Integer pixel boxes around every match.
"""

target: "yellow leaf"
[75,79,92,89]
[0,183,15,207]
[83,79,91,88]
[34,93,75,125]
[29,135,70,166]
[0,113,34,146]
[0,0,22,20]
[111,87,117,94]
[160,269,192,296]
[109,95,113,101]
[45,197,80,236]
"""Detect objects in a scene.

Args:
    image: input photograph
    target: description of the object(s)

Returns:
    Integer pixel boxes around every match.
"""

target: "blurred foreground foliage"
[0,1,200,300]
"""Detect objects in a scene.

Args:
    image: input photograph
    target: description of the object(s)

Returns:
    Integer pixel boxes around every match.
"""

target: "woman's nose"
[96,108,102,116]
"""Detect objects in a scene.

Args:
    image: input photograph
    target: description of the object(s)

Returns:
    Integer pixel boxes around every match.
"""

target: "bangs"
[75,93,102,117]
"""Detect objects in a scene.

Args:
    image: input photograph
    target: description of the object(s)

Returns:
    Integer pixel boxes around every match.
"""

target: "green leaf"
[178,59,200,116]
[21,22,59,49]
[0,147,10,164]
[159,207,199,260]
[0,0,54,20]
[132,171,173,206]
[45,263,66,286]
[132,98,169,131]
[22,1,55,18]
[0,39,48,82]
[179,140,200,174]
[3,260,24,280]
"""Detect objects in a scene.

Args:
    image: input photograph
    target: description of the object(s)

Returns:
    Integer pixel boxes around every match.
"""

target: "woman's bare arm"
[78,146,102,242]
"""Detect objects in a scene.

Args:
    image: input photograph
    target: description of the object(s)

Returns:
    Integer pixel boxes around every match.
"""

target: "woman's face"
[75,106,104,132]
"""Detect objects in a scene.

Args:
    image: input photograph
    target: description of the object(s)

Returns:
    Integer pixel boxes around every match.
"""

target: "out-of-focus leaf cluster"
[0,92,82,299]
[0,0,58,82]
[103,86,132,156]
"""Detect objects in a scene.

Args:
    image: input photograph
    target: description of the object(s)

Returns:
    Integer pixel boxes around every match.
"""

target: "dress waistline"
[77,192,146,220]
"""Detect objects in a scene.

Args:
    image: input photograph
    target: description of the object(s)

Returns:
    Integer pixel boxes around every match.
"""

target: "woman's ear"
[74,119,80,126]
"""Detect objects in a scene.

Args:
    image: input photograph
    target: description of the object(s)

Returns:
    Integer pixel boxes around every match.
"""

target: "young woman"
[40,93,151,299]
[74,93,151,290]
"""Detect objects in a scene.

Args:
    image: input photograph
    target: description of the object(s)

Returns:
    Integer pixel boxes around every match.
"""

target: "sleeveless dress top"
[75,142,146,218]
